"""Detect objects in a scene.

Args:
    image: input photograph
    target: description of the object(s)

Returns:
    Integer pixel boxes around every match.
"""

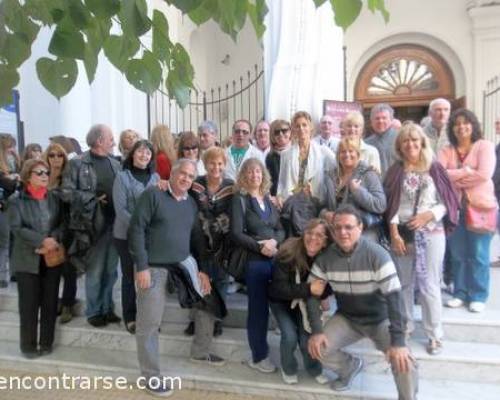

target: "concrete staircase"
[0,269,500,399]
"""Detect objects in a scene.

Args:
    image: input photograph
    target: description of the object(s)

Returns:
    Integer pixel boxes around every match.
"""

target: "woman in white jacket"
[277,111,336,205]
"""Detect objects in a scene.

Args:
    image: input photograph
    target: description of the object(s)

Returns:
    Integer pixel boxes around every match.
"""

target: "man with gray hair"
[365,103,398,177]
[198,120,219,152]
[423,98,451,153]
[129,158,225,397]
[62,124,121,327]
[313,114,340,152]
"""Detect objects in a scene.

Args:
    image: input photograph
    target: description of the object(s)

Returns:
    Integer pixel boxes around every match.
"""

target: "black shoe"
[125,321,136,335]
[10,275,16,282]
[190,353,226,367]
[184,321,195,336]
[213,321,223,337]
[87,315,108,327]
[39,346,53,356]
[105,311,121,324]
[22,350,40,359]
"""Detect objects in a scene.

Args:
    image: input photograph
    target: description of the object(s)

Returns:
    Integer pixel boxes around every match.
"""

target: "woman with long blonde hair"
[150,125,176,180]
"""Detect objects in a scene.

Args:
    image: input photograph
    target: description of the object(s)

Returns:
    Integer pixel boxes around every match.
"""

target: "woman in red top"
[151,124,176,180]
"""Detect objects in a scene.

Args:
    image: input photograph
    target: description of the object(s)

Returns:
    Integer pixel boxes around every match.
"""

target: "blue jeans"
[449,214,493,303]
[85,228,119,318]
[270,301,322,376]
[246,260,273,363]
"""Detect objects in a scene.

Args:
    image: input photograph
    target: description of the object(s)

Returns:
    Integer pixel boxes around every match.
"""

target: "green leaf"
[367,0,390,23]
[152,10,172,63]
[24,0,55,25]
[103,34,140,71]
[165,0,203,14]
[36,57,78,99]
[171,43,194,83]
[85,17,112,52]
[83,43,98,83]
[0,65,20,107]
[248,0,267,38]
[187,2,213,26]
[67,0,92,29]
[84,0,120,18]
[330,0,362,31]
[119,0,151,37]
[125,51,162,94]
[1,0,40,42]
[215,0,247,40]
[313,0,328,6]
[0,33,32,67]
[49,25,86,59]
[166,70,190,108]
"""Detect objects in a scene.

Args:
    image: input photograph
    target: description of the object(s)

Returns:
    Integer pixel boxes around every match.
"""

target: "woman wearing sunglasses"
[265,119,292,197]
[8,159,65,358]
[42,144,78,324]
[177,131,206,176]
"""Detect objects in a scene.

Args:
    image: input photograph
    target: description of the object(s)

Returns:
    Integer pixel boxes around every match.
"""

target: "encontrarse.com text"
[0,374,182,391]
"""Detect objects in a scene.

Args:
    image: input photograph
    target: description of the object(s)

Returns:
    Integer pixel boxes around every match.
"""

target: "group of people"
[0,97,498,400]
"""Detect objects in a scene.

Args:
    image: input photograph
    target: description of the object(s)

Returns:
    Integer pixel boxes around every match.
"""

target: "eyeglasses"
[274,128,290,136]
[183,146,198,151]
[234,129,250,135]
[31,170,49,177]
[48,153,64,158]
[333,224,359,233]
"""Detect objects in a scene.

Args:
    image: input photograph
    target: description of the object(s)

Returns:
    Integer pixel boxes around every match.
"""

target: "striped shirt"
[307,237,407,346]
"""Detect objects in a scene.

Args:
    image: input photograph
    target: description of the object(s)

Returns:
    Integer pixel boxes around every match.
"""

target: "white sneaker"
[469,302,485,313]
[315,373,329,384]
[226,282,242,294]
[247,357,276,373]
[280,369,298,384]
[446,298,464,308]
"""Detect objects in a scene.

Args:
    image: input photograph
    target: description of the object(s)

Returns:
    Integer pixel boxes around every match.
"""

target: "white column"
[468,2,500,140]
[264,0,344,122]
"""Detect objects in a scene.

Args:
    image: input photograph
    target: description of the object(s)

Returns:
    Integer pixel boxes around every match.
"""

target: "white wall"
[344,0,472,107]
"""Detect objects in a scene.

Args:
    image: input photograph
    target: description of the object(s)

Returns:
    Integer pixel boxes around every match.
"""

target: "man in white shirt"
[423,98,450,153]
[313,114,339,152]
[253,120,271,158]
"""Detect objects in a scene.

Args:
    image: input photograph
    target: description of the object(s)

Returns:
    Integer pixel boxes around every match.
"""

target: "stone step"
[0,341,498,400]
[2,286,500,344]
[1,310,499,384]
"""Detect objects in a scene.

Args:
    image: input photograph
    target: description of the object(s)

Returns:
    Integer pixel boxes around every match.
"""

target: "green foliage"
[36,57,78,99]
[0,0,389,108]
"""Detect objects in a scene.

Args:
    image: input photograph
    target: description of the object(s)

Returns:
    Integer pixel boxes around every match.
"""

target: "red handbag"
[465,204,497,234]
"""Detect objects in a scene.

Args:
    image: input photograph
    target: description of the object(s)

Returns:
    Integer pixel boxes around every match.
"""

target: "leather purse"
[465,204,497,234]
[43,245,66,267]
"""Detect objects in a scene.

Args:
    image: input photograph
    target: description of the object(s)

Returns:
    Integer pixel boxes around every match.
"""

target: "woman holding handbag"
[231,158,285,374]
[438,108,497,313]
[8,159,65,358]
[385,122,459,355]
[322,137,386,241]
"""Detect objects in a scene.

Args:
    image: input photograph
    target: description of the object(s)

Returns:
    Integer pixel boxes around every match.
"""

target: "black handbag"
[397,177,423,244]
[223,246,248,282]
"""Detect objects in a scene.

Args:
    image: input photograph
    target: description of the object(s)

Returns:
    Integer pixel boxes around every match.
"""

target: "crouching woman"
[269,219,332,384]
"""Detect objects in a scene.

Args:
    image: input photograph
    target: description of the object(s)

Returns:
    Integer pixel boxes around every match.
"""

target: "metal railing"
[483,75,499,143]
[148,64,265,143]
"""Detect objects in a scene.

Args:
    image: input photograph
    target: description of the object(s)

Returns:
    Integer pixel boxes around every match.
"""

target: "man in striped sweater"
[307,205,418,399]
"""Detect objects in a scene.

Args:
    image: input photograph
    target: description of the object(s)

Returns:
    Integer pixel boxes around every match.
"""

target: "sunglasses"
[48,153,64,158]
[234,129,250,135]
[31,170,49,177]
[274,128,290,136]
[183,146,198,151]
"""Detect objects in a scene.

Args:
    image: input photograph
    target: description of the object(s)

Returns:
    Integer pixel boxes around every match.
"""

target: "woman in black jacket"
[265,119,291,197]
[269,219,332,384]
[8,159,65,358]
[231,157,285,374]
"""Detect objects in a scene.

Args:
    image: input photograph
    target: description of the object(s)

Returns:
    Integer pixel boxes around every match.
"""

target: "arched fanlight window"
[355,44,454,107]
[368,59,439,95]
